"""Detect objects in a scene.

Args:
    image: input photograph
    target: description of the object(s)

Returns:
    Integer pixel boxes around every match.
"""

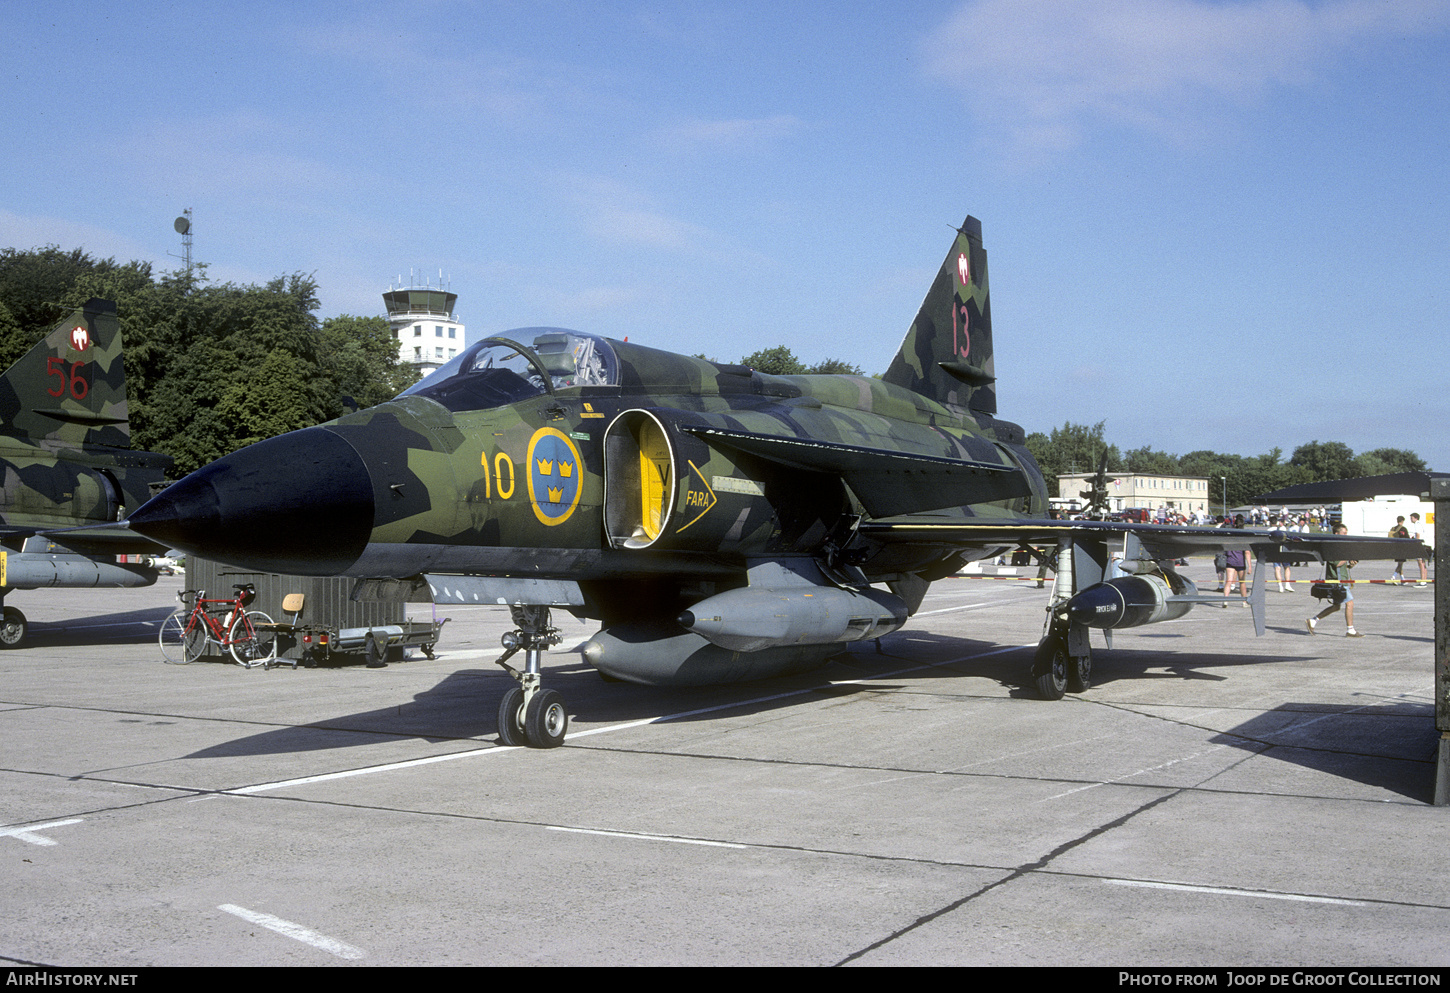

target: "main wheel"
[160,610,206,664]
[229,611,276,667]
[1033,637,1068,701]
[0,606,27,649]
[524,688,568,748]
[1067,653,1091,694]
[497,686,527,747]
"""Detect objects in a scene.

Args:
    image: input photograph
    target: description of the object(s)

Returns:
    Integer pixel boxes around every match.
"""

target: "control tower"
[383,276,466,377]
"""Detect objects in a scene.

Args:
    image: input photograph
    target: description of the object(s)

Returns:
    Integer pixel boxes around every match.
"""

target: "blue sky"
[6,1,1448,471]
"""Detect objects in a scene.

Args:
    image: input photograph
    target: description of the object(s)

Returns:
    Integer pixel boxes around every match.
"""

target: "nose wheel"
[494,606,569,748]
[497,685,528,747]
[524,688,568,748]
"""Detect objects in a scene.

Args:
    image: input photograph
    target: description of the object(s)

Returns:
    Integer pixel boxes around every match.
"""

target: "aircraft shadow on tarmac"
[183,634,1004,761]
[183,658,905,761]
[21,606,176,646]
[1074,646,1314,689]
[182,628,1369,765]
[859,633,1440,802]
[1263,622,1432,645]
[1211,702,1437,802]
[877,629,1322,696]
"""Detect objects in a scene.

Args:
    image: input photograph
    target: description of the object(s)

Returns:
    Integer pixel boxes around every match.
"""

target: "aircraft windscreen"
[399,330,618,412]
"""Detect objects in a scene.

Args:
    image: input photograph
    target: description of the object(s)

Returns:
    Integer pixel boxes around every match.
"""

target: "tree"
[1027,421,1121,497]
[1356,447,1425,476]
[1239,448,1312,505]
[1290,441,1360,483]
[1024,430,1051,472]
[0,298,20,365]
[807,358,864,375]
[741,345,806,376]
[734,347,863,376]
[1177,450,1238,513]
[137,274,334,473]
[216,349,331,449]
[319,315,420,411]
[1122,446,1179,476]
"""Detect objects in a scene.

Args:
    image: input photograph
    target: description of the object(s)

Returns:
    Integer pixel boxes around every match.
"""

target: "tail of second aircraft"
[0,298,133,449]
[883,216,996,416]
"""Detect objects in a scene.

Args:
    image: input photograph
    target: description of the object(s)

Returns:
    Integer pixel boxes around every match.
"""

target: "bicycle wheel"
[229,610,276,667]
[160,610,206,664]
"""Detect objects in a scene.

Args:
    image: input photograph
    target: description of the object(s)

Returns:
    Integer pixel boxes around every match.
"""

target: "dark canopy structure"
[1258,471,1449,504]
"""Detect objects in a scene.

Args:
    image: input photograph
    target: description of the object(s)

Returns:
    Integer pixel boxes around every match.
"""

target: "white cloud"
[591,206,708,248]
[654,115,806,153]
[122,112,357,205]
[1067,361,1117,386]
[0,210,163,265]
[289,17,607,130]
[511,279,648,324]
[563,286,645,313]
[924,0,1450,153]
[560,175,713,249]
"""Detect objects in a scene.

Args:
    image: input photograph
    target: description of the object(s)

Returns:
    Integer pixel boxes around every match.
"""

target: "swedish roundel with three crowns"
[526,427,584,526]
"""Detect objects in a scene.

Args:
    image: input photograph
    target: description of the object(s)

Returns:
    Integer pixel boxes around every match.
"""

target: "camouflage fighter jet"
[125,217,1427,746]
[0,298,172,645]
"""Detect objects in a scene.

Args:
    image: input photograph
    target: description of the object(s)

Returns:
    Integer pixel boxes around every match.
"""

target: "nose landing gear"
[494,605,569,748]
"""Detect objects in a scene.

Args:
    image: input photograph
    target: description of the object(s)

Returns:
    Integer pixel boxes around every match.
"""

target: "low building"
[1056,471,1214,518]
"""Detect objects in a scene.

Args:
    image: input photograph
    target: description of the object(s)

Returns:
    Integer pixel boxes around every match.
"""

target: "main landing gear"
[0,602,27,649]
[1032,611,1093,701]
[1031,534,1096,701]
[494,605,569,748]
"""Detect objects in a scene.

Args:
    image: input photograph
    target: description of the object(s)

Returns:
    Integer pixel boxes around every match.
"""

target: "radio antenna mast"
[171,209,194,286]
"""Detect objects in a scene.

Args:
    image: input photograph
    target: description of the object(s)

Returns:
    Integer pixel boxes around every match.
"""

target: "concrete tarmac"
[0,566,1443,967]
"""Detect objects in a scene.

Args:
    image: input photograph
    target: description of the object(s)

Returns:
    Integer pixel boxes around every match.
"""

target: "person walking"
[1407,512,1430,588]
[1387,516,1410,585]
[1224,546,1251,606]
[1308,525,1362,637]
[1275,515,1302,592]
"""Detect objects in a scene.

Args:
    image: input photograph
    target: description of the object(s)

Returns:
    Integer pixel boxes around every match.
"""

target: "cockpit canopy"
[399,328,619,412]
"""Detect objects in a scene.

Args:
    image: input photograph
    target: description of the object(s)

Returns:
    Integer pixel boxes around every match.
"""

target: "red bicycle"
[159,584,275,667]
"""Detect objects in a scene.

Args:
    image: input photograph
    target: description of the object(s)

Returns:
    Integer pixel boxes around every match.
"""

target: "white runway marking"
[1266,690,1434,739]
[914,597,1030,617]
[218,904,365,959]
[1106,878,1367,906]
[0,818,82,846]
[1042,744,1234,800]
[547,826,748,848]
[227,747,516,794]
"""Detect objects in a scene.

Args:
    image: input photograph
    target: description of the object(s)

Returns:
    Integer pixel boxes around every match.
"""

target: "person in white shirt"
[1274,515,1302,592]
[1407,513,1429,588]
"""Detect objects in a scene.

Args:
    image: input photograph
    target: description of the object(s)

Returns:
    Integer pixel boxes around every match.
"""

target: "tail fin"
[0,298,133,448]
[883,215,995,415]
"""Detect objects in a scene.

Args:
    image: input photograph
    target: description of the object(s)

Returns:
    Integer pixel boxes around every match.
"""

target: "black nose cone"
[130,427,374,575]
